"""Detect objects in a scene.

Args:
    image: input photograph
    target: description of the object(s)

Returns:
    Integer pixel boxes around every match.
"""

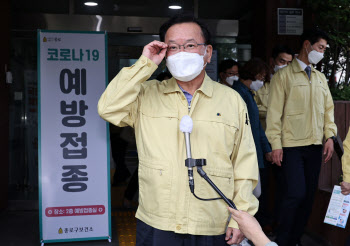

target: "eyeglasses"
[167,41,206,53]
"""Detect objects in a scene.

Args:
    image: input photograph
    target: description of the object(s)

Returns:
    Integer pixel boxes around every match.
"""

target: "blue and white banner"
[38,30,110,244]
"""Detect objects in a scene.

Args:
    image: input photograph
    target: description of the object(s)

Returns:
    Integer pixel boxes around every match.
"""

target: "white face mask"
[225,75,239,86]
[307,46,324,64]
[250,80,264,91]
[274,64,287,73]
[166,50,207,82]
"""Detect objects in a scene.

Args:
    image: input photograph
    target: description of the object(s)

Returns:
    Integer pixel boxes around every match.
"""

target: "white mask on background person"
[225,75,239,86]
[307,46,324,64]
[250,80,264,91]
[274,64,287,73]
[166,50,207,82]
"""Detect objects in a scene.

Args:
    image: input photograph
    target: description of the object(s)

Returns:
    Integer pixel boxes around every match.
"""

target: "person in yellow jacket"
[341,128,350,195]
[254,45,293,235]
[98,14,259,246]
[266,28,337,246]
[255,45,293,131]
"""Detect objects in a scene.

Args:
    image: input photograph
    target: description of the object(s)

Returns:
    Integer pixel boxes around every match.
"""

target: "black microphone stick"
[180,116,237,210]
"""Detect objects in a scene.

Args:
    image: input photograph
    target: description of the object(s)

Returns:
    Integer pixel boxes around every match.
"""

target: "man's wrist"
[328,136,336,143]
[271,142,282,150]
[228,219,239,229]
[251,233,271,246]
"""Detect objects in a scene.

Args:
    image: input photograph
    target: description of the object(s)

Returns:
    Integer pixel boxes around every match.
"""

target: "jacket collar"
[292,58,316,74]
[163,73,213,98]
[163,77,182,94]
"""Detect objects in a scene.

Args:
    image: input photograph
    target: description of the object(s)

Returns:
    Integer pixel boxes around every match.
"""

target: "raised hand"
[142,40,168,66]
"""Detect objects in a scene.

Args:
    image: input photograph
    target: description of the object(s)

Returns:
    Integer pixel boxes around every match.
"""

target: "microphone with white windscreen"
[180,115,193,158]
[180,115,195,193]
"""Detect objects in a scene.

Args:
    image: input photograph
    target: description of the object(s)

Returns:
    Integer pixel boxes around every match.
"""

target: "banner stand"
[38,30,111,244]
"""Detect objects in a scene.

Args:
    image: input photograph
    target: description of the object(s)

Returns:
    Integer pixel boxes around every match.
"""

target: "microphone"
[179,115,237,209]
[180,115,193,158]
[180,115,194,193]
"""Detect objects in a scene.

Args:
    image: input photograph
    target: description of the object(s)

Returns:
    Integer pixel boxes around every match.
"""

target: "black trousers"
[272,163,284,226]
[136,220,227,246]
[255,167,272,227]
[276,145,323,246]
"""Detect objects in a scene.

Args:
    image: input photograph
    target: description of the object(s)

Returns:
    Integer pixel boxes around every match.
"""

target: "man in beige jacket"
[98,14,259,245]
[266,28,337,246]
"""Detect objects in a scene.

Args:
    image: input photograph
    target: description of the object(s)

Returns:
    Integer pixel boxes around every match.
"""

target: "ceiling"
[12,0,253,20]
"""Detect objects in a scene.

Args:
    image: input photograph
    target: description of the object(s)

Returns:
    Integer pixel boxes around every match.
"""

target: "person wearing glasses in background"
[266,28,337,246]
[219,59,240,87]
[232,58,273,246]
[98,14,259,246]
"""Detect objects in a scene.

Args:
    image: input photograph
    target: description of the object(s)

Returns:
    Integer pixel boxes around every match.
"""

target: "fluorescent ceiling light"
[85,2,98,6]
[169,5,182,9]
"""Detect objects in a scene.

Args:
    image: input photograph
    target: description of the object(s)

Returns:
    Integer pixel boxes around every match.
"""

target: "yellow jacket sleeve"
[97,55,158,127]
[342,128,350,183]
[323,76,337,139]
[228,104,259,229]
[266,72,285,150]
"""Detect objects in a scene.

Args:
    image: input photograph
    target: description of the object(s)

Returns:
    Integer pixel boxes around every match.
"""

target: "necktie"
[305,66,311,80]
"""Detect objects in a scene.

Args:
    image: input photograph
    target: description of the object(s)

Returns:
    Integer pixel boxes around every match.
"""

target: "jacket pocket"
[140,103,178,118]
[193,116,239,158]
[138,108,178,159]
[284,110,307,140]
[189,167,233,224]
[288,83,309,109]
[138,157,171,217]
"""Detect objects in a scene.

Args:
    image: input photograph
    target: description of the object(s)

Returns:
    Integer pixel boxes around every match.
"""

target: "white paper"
[324,185,350,228]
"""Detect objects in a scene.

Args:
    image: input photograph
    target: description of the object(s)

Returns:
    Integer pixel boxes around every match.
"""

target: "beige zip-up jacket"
[266,59,337,150]
[98,55,259,235]
[342,128,350,183]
